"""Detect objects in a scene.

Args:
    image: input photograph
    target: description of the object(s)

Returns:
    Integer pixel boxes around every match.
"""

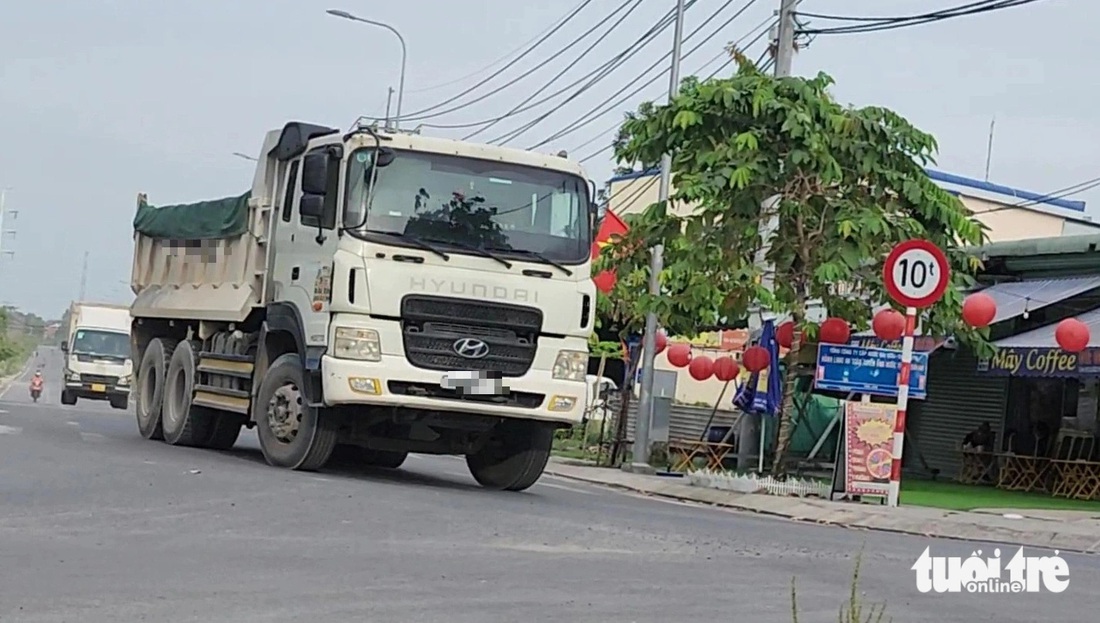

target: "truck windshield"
[344,149,590,264]
[71,330,129,358]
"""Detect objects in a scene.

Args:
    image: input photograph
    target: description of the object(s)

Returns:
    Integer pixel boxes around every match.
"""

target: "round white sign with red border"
[883,239,950,309]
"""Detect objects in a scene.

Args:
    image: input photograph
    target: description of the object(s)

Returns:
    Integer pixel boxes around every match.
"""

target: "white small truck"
[61,301,133,409]
[128,121,597,491]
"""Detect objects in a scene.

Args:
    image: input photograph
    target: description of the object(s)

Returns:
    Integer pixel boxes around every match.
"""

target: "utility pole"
[384,86,395,127]
[0,188,16,265]
[631,0,686,472]
[79,251,89,301]
[736,0,799,470]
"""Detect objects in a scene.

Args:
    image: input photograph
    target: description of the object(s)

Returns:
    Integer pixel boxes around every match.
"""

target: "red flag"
[591,211,629,293]
[591,210,629,260]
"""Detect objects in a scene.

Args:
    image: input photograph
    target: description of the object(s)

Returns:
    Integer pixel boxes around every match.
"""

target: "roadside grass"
[901,479,1100,512]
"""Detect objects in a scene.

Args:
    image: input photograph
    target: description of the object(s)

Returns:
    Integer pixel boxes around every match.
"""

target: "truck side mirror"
[376,147,395,168]
[301,152,329,195]
[60,341,68,353]
[300,194,324,219]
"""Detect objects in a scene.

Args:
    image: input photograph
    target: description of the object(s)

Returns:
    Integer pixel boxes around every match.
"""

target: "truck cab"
[61,302,132,409]
[129,121,597,491]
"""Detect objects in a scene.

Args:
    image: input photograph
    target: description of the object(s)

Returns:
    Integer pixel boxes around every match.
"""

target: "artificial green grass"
[901,478,1100,512]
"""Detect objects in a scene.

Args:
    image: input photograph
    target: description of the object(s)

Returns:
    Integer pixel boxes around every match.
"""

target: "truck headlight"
[69,372,80,382]
[333,327,381,361]
[552,350,588,382]
[119,375,132,386]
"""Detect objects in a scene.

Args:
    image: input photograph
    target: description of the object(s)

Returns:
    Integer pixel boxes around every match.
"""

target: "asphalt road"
[0,348,1097,622]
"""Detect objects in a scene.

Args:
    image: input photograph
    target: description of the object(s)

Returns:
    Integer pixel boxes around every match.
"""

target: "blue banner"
[814,344,928,400]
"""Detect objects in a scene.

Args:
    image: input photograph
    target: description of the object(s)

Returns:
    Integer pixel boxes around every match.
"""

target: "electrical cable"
[797,0,1007,22]
[405,0,592,94]
[462,0,647,141]
[393,0,596,121]
[798,0,1043,36]
[576,20,776,164]
[486,1,712,145]
[525,0,764,150]
[413,1,697,131]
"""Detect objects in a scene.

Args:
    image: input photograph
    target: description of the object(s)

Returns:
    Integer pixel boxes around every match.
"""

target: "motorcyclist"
[30,371,43,392]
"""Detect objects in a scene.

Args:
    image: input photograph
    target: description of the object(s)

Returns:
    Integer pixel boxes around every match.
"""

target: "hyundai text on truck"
[61,301,133,409]
[129,121,597,491]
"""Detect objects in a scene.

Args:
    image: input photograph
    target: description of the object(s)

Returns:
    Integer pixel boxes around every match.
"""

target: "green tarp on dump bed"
[133,191,251,240]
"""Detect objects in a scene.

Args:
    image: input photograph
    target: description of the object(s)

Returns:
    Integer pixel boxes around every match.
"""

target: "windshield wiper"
[490,248,572,276]
[424,238,512,269]
[374,231,450,261]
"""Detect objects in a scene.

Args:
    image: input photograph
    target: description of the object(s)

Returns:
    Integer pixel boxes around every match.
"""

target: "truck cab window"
[281,160,300,222]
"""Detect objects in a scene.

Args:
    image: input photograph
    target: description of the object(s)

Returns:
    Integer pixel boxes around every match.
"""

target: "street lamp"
[326,8,407,130]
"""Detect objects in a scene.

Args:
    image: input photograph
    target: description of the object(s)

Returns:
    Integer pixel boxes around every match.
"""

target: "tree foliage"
[607,55,988,471]
[609,57,987,341]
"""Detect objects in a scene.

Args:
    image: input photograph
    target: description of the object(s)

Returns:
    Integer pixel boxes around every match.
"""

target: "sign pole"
[887,306,918,508]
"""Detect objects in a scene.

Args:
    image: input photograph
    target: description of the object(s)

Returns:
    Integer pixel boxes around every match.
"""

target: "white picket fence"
[686,470,830,498]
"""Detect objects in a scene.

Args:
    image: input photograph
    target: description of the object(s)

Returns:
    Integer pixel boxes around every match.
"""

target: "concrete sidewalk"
[544,458,1100,553]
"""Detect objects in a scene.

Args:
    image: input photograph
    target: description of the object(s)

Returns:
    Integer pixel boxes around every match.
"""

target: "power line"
[394,0,596,121]
[797,0,1044,36]
[414,1,697,131]
[462,0,647,141]
[487,1,708,144]
[526,0,765,150]
[404,0,592,94]
[576,21,777,164]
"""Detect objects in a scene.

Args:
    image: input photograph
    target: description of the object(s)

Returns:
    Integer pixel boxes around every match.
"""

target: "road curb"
[543,464,1100,555]
[0,356,33,396]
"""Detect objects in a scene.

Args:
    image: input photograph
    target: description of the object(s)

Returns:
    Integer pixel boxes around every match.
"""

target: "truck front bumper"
[63,375,129,400]
[322,354,587,425]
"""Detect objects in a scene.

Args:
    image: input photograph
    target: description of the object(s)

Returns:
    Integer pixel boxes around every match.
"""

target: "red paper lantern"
[872,309,906,342]
[819,317,851,345]
[713,356,740,382]
[776,321,795,349]
[655,331,668,355]
[1056,318,1090,353]
[688,355,714,381]
[666,343,692,368]
[592,270,616,293]
[962,292,997,329]
[742,345,770,373]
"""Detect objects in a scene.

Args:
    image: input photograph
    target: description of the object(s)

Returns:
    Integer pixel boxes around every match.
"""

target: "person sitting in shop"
[962,422,995,452]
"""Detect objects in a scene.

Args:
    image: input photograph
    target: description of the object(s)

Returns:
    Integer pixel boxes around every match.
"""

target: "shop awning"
[978,306,1100,377]
[977,276,1100,324]
[996,307,1100,349]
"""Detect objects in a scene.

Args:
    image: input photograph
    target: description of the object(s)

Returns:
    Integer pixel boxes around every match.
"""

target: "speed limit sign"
[883,239,950,308]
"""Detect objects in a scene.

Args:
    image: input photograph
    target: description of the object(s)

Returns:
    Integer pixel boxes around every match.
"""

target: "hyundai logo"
[453,337,490,359]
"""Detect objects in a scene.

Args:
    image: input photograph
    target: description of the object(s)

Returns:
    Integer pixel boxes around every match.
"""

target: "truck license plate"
[90,383,106,393]
[440,371,503,396]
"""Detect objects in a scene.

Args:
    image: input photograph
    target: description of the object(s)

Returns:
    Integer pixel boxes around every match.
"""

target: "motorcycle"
[30,378,43,403]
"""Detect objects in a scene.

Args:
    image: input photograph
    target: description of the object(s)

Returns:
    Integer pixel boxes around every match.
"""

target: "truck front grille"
[400,295,542,377]
[80,374,117,385]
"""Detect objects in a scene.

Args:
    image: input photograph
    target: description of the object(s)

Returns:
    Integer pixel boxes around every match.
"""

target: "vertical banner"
[843,401,899,497]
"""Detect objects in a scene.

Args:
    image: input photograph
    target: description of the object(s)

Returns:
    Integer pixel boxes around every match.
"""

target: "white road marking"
[0,425,22,435]
[537,481,596,496]
[79,432,107,443]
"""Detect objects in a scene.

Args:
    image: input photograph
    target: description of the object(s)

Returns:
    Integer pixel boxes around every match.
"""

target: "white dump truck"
[61,301,133,409]
[129,121,597,491]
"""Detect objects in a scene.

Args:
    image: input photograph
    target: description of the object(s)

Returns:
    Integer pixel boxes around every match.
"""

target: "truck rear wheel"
[161,341,212,446]
[465,420,553,492]
[331,444,408,469]
[135,338,177,440]
[255,353,337,471]
[200,414,244,450]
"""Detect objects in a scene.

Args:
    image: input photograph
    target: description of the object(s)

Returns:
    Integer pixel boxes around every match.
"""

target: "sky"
[0,0,1094,319]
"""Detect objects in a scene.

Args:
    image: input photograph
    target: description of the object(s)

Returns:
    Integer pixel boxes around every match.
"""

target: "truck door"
[271,147,341,349]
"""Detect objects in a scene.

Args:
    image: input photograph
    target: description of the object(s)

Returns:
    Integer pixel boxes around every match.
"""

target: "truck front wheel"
[465,420,554,492]
[255,353,337,471]
[331,444,408,469]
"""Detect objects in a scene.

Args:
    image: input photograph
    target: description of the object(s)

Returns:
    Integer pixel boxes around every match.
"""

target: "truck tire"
[109,395,129,410]
[465,420,554,492]
[199,414,244,450]
[60,390,77,406]
[161,341,212,446]
[331,444,408,469]
[135,338,177,440]
[255,353,337,471]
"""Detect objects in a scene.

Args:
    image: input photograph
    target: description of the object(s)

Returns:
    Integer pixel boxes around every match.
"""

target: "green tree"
[609,55,987,473]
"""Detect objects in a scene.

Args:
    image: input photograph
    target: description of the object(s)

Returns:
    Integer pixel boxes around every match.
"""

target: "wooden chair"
[1050,430,1099,500]
[997,432,1052,493]
[668,438,735,473]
